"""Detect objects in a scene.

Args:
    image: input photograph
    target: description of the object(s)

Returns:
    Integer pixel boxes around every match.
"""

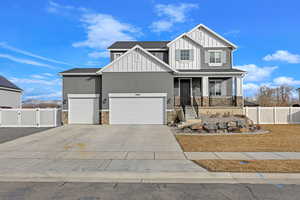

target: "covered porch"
[173,75,244,108]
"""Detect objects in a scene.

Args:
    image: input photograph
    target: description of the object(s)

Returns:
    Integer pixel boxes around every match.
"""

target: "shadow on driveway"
[0,127,52,144]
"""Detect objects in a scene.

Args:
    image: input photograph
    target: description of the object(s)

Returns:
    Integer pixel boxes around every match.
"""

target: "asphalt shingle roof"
[60,68,100,74]
[108,41,170,50]
[0,75,22,91]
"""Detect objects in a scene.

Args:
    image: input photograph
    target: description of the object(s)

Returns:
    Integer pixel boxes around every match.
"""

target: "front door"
[180,79,191,106]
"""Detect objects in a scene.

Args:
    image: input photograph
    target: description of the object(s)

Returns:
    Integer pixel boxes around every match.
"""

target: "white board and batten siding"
[168,37,201,70]
[0,108,61,127]
[103,48,171,72]
[244,107,300,124]
[187,27,228,48]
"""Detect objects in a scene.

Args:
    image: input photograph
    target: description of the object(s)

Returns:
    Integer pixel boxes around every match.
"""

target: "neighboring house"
[60,24,246,125]
[0,75,22,108]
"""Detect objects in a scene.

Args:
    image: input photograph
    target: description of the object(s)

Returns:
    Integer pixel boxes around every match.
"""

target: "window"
[176,49,193,61]
[114,53,123,60]
[209,80,222,96]
[180,50,191,60]
[209,51,222,64]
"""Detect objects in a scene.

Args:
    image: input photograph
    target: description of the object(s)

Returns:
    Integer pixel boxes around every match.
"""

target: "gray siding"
[102,72,174,109]
[62,75,101,110]
[202,47,232,69]
[0,89,21,108]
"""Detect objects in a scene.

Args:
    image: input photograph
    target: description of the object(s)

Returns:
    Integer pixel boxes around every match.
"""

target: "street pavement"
[0,182,299,200]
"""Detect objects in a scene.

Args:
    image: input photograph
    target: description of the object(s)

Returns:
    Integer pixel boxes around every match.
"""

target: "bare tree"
[256,85,294,106]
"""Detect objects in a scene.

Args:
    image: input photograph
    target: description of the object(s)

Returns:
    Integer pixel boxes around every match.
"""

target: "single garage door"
[109,93,166,124]
[68,94,99,124]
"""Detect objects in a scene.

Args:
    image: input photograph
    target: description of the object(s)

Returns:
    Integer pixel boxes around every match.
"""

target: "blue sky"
[0,0,300,100]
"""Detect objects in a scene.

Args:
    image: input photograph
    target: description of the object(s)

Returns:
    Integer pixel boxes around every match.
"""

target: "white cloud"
[263,50,300,64]
[0,54,60,69]
[224,30,240,36]
[150,20,173,32]
[31,75,46,79]
[0,42,77,67]
[10,77,60,86]
[244,83,260,91]
[47,1,88,14]
[235,64,278,82]
[88,51,109,58]
[24,91,62,100]
[273,76,300,86]
[73,13,140,49]
[150,3,198,32]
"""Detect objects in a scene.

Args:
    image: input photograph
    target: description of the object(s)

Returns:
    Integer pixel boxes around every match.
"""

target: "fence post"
[257,107,260,124]
[36,108,40,127]
[17,109,21,126]
[273,107,277,124]
[289,107,293,124]
[54,108,57,127]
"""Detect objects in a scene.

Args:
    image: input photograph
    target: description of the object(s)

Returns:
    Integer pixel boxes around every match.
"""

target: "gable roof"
[168,24,237,49]
[108,41,170,50]
[0,75,22,91]
[59,68,100,75]
[98,45,177,73]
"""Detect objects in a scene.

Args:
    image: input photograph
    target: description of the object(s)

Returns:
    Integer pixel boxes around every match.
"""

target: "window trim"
[176,49,193,61]
[208,50,222,66]
[209,80,222,97]
[113,53,123,60]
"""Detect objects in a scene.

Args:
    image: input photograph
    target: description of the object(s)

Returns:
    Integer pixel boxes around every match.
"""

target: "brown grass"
[194,160,300,173]
[176,125,300,152]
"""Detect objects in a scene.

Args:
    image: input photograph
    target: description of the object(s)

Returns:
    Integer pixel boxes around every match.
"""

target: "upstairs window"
[209,51,222,64]
[176,49,194,61]
[180,50,191,60]
[113,53,123,60]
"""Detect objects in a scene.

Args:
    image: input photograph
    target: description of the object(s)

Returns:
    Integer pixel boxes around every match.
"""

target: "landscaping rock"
[178,119,202,129]
[203,123,218,133]
[191,124,203,130]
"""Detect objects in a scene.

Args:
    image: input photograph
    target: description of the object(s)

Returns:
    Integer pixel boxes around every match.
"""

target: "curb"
[0,172,300,184]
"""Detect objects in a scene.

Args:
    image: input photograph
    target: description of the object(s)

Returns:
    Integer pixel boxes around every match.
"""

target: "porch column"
[202,76,209,107]
[235,76,244,107]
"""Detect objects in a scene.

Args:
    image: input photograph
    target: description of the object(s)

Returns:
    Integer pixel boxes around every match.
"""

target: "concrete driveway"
[0,125,182,152]
[0,125,204,178]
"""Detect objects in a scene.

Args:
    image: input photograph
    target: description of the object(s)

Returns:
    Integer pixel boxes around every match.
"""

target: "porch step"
[184,106,198,121]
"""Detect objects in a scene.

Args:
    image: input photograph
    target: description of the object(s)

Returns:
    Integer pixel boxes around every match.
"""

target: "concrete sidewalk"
[2,151,300,160]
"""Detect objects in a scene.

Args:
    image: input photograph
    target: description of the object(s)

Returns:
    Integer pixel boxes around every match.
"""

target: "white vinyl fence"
[0,108,61,127]
[244,107,300,124]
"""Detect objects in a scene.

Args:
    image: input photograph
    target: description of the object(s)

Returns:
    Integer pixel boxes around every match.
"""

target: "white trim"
[68,94,100,98]
[187,24,238,49]
[59,73,99,76]
[0,87,22,93]
[109,93,167,124]
[167,24,237,49]
[109,93,167,98]
[98,45,178,74]
[109,49,168,51]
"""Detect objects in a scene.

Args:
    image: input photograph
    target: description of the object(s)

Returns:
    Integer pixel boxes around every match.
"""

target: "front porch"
[173,76,244,108]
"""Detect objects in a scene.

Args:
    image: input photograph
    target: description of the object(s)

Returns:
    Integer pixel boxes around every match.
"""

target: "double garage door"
[68,93,166,124]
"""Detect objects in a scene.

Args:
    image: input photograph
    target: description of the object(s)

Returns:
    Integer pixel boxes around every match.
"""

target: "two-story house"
[60,24,245,125]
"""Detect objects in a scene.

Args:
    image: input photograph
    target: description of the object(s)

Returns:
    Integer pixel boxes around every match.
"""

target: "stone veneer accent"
[174,96,180,107]
[209,97,233,107]
[202,96,209,107]
[100,111,109,124]
[197,107,243,115]
[236,96,244,107]
[62,111,68,125]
